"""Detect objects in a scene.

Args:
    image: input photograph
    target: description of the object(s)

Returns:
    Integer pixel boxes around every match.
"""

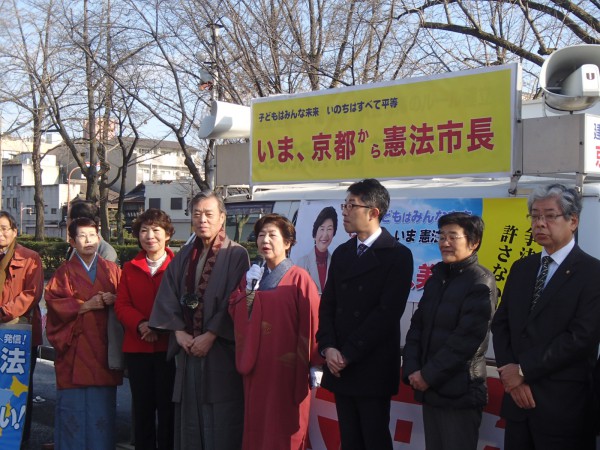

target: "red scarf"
[315,246,328,292]
[185,228,226,336]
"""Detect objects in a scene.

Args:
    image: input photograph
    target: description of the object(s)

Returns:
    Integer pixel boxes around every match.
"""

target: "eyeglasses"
[438,234,466,243]
[340,203,372,212]
[0,226,15,233]
[75,233,98,240]
[526,213,564,223]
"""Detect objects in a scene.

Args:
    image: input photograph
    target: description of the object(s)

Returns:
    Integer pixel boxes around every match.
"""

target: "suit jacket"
[296,247,331,294]
[491,245,600,434]
[317,227,413,397]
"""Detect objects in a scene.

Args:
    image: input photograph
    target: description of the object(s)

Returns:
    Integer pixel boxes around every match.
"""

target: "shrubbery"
[17,237,257,279]
[19,239,71,279]
[239,241,258,260]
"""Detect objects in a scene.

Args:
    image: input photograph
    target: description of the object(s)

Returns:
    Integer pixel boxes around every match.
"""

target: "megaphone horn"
[198,101,251,139]
[539,44,600,112]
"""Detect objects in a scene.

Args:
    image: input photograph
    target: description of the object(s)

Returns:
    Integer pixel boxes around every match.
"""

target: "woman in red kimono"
[45,217,122,450]
[115,209,175,450]
[230,213,323,450]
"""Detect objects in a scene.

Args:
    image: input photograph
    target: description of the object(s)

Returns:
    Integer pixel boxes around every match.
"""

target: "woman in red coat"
[115,209,175,450]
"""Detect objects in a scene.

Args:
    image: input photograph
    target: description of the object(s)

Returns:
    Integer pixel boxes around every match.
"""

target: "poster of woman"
[295,206,339,294]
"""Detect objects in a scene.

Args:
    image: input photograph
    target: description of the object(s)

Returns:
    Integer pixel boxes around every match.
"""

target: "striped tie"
[531,256,552,311]
[357,243,368,257]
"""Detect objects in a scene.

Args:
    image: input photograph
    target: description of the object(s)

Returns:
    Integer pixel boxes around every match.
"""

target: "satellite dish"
[539,44,600,112]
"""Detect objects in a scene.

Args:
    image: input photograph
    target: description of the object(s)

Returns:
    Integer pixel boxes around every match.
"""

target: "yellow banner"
[251,66,516,183]
[479,198,541,299]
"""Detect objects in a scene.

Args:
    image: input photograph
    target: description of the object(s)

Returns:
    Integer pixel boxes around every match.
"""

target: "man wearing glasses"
[317,178,414,450]
[492,184,600,450]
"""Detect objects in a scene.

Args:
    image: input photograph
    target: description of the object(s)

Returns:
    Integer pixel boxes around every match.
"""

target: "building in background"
[47,137,200,194]
[118,179,198,241]
[1,153,78,236]
[0,134,201,237]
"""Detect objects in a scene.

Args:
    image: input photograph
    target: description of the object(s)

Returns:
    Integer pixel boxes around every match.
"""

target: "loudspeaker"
[539,44,600,111]
[198,101,251,139]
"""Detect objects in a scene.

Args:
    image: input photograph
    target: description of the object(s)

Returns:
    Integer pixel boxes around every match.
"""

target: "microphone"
[250,255,265,291]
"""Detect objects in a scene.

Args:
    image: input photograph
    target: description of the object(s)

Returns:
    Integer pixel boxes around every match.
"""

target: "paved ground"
[21,358,133,450]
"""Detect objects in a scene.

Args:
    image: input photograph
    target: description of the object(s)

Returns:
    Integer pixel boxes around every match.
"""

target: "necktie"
[531,256,552,311]
[357,243,368,257]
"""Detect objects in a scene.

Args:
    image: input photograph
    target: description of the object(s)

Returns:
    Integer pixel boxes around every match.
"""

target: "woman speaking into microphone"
[229,213,323,450]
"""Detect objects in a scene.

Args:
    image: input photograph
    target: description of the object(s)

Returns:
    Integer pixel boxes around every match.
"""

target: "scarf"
[244,258,293,319]
[184,228,226,336]
[0,238,17,300]
[315,247,328,291]
[259,258,293,291]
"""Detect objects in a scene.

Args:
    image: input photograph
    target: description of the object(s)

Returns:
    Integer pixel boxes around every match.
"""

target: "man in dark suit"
[317,178,413,450]
[491,183,600,450]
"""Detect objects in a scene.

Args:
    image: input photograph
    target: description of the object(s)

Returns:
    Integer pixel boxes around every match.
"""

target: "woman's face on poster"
[315,218,335,252]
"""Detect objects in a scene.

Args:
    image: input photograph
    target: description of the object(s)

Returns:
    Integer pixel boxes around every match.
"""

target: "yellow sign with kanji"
[251,64,518,183]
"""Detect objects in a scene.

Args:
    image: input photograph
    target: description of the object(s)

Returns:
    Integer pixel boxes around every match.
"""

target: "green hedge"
[113,245,142,265]
[117,237,187,247]
[18,238,257,279]
[17,239,142,279]
[19,240,71,279]
[239,241,258,260]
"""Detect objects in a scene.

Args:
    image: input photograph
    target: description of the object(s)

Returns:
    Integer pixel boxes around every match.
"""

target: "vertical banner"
[0,324,32,448]
[584,114,600,173]
[479,198,541,298]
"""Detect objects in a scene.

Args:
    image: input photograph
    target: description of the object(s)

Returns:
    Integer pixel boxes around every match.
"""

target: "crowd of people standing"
[3,178,600,450]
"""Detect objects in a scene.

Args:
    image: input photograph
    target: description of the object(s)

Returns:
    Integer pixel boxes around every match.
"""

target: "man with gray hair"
[150,191,249,450]
[492,183,600,450]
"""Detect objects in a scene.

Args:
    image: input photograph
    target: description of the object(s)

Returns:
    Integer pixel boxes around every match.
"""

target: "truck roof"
[224,176,600,203]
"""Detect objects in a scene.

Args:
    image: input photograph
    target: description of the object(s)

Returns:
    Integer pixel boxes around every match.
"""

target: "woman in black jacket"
[402,212,497,450]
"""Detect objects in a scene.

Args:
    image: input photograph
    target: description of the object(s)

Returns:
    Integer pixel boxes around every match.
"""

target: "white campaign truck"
[204,44,600,449]
[222,176,600,450]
